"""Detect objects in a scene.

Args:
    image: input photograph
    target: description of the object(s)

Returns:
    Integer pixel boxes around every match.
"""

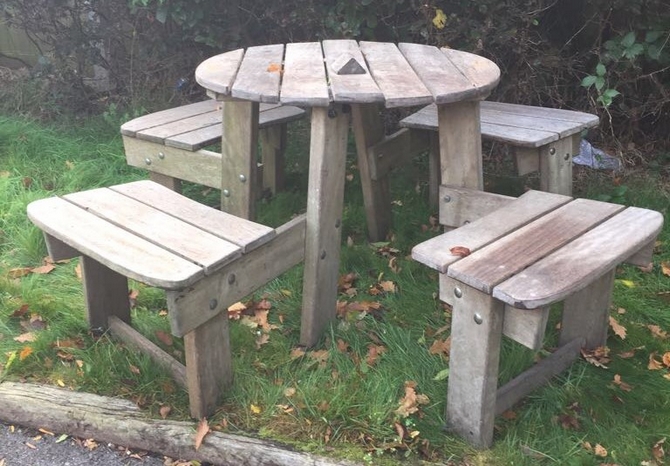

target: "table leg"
[300,105,350,347]
[351,104,393,241]
[437,101,483,190]
[220,100,259,220]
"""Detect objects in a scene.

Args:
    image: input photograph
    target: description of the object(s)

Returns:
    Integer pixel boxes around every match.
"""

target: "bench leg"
[428,132,441,208]
[80,256,130,330]
[149,172,182,193]
[560,269,615,349]
[183,311,233,419]
[351,104,393,242]
[447,283,504,448]
[259,124,286,195]
[539,137,573,196]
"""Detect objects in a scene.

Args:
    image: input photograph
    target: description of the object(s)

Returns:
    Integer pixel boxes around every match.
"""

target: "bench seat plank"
[110,180,275,252]
[64,188,242,274]
[449,198,624,293]
[411,190,571,273]
[138,110,221,145]
[494,207,664,309]
[483,101,599,126]
[120,100,217,137]
[27,197,204,289]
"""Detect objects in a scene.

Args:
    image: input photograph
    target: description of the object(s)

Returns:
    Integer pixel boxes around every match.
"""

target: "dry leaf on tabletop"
[266,63,282,73]
[609,316,627,339]
[449,246,470,257]
[194,418,210,450]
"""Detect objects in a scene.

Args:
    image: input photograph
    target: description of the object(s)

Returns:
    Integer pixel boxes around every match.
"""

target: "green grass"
[1,112,670,465]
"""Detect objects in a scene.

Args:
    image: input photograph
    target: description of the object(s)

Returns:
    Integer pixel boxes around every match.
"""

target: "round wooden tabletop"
[195,40,500,108]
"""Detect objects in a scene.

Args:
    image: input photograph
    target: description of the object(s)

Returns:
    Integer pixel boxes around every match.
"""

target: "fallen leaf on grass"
[662,262,670,276]
[83,438,98,450]
[648,325,668,339]
[649,352,664,370]
[155,330,173,346]
[250,404,262,414]
[283,387,296,397]
[194,418,210,450]
[395,381,429,417]
[609,316,626,339]
[11,304,30,318]
[581,346,610,368]
[19,346,33,361]
[613,374,633,392]
[290,347,306,359]
[594,444,608,457]
[652,437,666,462]
[428,337,451,356]
[663,352,670,368]
[336,339,349,353]
[366,344,386,366]
[74,263,82,280]
[7,268,31,279]
[255,333,270,349]
[308,349,329,368]
[13,332,36,343]
[159,405,171,419]
[557,413,580,430]
[31,264,55,275]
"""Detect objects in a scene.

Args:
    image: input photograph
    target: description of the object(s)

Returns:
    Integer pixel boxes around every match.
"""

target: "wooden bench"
[121,100,306,198]
[399,102,600,197]
[412,186,663,448]
[27,180,306,419]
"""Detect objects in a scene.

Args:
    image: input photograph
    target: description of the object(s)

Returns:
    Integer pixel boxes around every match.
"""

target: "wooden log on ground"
[0,381,357,466]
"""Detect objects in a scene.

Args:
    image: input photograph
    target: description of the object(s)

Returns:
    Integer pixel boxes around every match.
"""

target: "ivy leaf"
[595,63,606,76]
[581,75,597,88]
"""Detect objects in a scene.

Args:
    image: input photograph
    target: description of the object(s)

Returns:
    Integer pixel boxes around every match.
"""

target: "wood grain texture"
[149,171,182,192]
[367,128,430,180]
[359,41,432,107]
[438,185,515,228]
[137,110,220,145]
[120,100,218,137]
[281,42,329,106]
[195,48,244,97]
[81,256,130,330]
[437,101,483,190]
[449,198,624,294]
[43,233,79,261]
[493,207,663,309]
[502,305,549,351]
[231,44,284,103]
[440,48,501,100]
[301,107,350,346]
[413,189,570,273]
[539,136,573,195]
[322,40,383,104]
[111,180,274,253]
[0,382,358,466]
[27,197,203,289]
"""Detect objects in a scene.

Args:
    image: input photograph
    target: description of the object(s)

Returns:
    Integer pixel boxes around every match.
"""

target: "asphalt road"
[0,421,166,466]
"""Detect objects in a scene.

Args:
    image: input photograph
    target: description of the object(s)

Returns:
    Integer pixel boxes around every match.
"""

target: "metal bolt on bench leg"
[474,313,483,325]
[209,299,218,310]
[158,152,165,160]
[239,174,247,182]
[222,189,230,197]
[454,287,463,298]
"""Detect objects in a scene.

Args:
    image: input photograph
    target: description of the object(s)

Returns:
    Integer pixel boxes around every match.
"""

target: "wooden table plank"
[64,188,242,274]
[448,199,625,293]
[111,180,275,253]
[281,42,330,107]
[195,49,245,97]
[493,207,664,309]
[322,40,383,104]
[441,48,500,100]
[360,42,433,107]
[411,190,571,273]
[231,44,284,103]
[27,197,203,289]
[120,101,217,137]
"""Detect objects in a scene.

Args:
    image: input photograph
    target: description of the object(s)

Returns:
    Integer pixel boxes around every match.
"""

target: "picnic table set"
[26,40,663,448]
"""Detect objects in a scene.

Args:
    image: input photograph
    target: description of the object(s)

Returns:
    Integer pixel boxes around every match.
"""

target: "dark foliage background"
[2,0,669,158]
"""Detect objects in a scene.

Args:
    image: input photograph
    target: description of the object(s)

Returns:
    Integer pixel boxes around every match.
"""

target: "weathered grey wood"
[149,171,182,193]
[322,40,383,104]
[539,136,573,195]
[493,207,663,309]
[28,197,204,289]
[259,124,285,194]
[166,215,306,337]
[351,104,393,242]
[111,180,274,253]
[626,238,656,267]
[0,382,358,466]
[124,137,222,188]
[559,270,615,349]
[220,100,259,219]
[195,48,245,97]
[514,146,540,176]
[120,100,217,137]
[428,132,440,207]
[301,107,350,346]
[81,256,130,330]
[359,41,433,108]
[482,110,590,138]
[440,48,501,99]
[65,188,242,274]
[108,315,187,388]
[281,42,330,107]
[502,305,550,351]
[412,189,570,273]
[450,199,624,294]
[43,233,79,261]
[495,337,584,415]
[438,185,515,228]
[367,128,430,180]
[438,101,483,190]
[138,110,221,145]
[231,44,284,103]
[447,284,504,449]
[184,311,233,419]
[483,101,599,126]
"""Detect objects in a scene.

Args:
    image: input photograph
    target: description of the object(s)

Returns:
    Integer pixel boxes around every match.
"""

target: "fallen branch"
[0,381,355,466]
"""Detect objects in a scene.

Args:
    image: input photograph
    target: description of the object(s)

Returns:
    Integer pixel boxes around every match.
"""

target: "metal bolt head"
[474,313,483,325]
[335,219,341,228]
[454,287,463,298]
[158,152,165,159]
[549,147,556,155]
[228,273,236,285]
[239,174,247,183]
[443,195,451,203]
[564,153,571,161]
[209,299,218,310]
[222,189,231,197]
[144,158,152,165]
[320,250,327,260]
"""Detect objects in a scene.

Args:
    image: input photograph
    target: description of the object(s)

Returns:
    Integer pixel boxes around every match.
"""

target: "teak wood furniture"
[195,40,501,346]
[121,100,305,197]
[27,180,306,418]
[412,186,663,448]
[399,102,600,197]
